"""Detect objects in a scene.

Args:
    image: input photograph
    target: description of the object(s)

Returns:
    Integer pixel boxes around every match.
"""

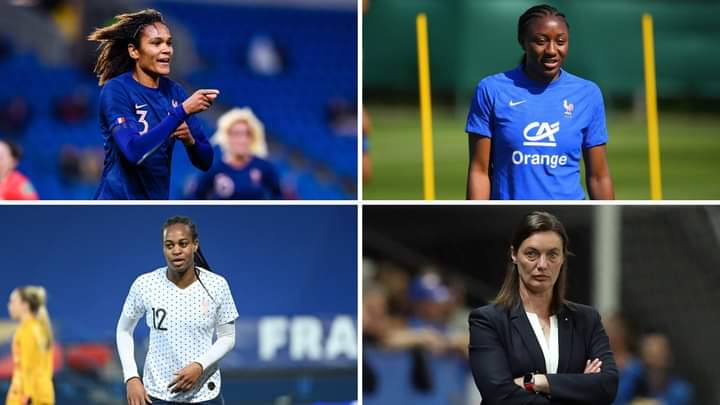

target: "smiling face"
[521,15,568,82]
[512,231,565,295]
[163,223,198,274]
[129,22,173,78]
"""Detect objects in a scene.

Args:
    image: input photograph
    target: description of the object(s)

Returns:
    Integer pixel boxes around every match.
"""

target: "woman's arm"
[544,310,619,404]
[469,309,551,404]
[195,321,236,370]
[467,135,492,200]
[584,145,614,200]
[17,325,38,403]
[169,322,236,394]
[178,116,214,171]
[116,313,142,382]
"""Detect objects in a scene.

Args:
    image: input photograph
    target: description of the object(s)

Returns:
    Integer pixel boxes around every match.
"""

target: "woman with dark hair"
[466,4,614,200]
[468,211,618,404]
[88,9,218,199]
[116,216,238,405]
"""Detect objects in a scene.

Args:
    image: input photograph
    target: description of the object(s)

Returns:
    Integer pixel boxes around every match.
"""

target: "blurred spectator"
[54,88,89,124]
[605,312,643,405]
[409,272,468,357]
[327,98,357,136]
[188,108,282,200]
[446,276,473,358]
[363,285,445,353]
[0,97,31,136]
[58,145,103,185]
[327,98,357,137]
[0,139,38,199]
[247,34,285,76]
[363,285,446,395]
[375,263,411,319]
[630,333,694,405]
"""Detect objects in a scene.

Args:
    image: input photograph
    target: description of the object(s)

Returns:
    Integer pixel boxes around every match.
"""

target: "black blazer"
[468,302,618,405]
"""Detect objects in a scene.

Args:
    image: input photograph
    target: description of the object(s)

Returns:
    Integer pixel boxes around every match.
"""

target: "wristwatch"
[523,372,535,392]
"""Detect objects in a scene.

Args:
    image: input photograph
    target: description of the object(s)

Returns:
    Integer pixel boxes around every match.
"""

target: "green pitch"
[363,104,720,200]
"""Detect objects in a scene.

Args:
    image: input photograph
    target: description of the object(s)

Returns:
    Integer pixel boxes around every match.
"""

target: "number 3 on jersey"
[152,307,167,330]
[136,108,149,135]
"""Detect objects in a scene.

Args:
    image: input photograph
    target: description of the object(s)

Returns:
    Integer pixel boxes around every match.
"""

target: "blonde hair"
[211,107,268,158]
[16,286,54,349]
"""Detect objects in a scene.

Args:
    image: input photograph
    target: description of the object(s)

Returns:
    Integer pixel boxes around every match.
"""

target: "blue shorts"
[148,394,224,405]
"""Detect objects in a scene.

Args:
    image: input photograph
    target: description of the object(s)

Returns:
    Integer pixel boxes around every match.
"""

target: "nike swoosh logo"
[509,100,527,107]
[135,104,147,109]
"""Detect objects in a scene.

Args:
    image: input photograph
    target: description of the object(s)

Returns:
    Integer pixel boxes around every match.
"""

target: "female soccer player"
[116,216,238,405]
[190,108,282,199]
[88,9,219,199]
[466,4,614,200]
[6,286,55,405]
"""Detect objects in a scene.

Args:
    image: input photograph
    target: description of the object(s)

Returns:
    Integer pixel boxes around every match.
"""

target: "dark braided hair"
[87,9,166,85]
[162,215,215,301]
[517,4,569,64]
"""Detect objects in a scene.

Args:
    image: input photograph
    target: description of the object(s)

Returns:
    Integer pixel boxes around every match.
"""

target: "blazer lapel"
[557,304,573,373]
[510,303,547,374]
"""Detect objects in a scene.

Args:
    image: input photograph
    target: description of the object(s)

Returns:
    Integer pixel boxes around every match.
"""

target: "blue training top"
[95,72,213,200]
[190,156,281,200]
[466,65,608,200]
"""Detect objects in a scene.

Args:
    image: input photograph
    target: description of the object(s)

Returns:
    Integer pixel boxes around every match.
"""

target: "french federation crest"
[563,99,574,118]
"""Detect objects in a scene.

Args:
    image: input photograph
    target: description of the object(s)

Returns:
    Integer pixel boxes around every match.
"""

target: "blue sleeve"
[663,380,693,405]
[184,135,213,171]
[100,80,135,134]
[613,360,644,404]
[190,169,215,199]
[263,161,282,199]
[465,79,494,137]
[100,81,187,165]
[175,84,213,171]
[583,84,609,149]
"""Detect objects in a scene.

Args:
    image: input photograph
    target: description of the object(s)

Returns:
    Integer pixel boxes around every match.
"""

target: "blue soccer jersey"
[95,72,213,199]
[466,65,608,200]
[189,157,281,200]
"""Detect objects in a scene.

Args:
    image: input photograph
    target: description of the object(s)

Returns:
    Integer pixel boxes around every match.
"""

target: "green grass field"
[363,104,720,200]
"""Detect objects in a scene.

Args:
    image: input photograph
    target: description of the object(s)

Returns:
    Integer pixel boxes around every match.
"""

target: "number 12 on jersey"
[152,307,168,330]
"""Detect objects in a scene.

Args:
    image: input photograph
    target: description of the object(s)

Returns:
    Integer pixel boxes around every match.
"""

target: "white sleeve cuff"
[195,322,236,371]
[116,313,141,383]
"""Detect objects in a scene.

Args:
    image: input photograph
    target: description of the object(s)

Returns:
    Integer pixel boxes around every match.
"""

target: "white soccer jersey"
[121,267,239,403]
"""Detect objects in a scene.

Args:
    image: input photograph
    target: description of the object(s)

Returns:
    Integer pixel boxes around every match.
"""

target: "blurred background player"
[116,216,237,405]
[188,107,282,200]
[628,333,693,405]
[88,9,219,200]
[0,139,38,200]
[6,286,54,405]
